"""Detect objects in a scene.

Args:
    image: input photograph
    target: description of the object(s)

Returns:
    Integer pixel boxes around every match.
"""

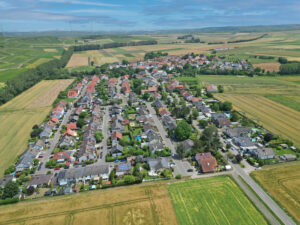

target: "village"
[0,54,297,199]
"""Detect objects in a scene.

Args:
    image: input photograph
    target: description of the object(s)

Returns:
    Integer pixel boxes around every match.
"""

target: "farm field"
[191,75,300,147]
[216,94,300,147]
[0,79,73,176]
[251,161,300,224]
[0,181,178,225]
[66,55,89,67]
[168,176,268,225]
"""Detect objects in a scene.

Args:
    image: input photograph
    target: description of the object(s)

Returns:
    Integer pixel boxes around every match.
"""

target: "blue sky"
[0,0,300,32]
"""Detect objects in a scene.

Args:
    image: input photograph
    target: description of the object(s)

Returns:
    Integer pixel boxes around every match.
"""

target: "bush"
[0,197,19,205]
[175,174,182,179]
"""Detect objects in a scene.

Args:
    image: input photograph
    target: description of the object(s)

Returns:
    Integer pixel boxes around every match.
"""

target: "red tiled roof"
[112,131,122,140]
[200,157,218,173]
[51,117,59,123]
[66,123,77,130]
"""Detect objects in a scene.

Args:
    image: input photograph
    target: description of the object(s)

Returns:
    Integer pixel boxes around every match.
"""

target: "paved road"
[96,106,109,165]
[232,163,296,225]
[145,102,193,177]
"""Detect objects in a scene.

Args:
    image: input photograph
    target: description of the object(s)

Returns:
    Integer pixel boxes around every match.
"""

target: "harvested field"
[26,58,52,68]
[0,182,178,225]
[28,79,73,108]
[216,94,300,147]
[252,161,300,224]
[254,62,281,72]
[169,176,268,225]
[43,48,57,52]
[66,55,89,67]
[0,80,73,176]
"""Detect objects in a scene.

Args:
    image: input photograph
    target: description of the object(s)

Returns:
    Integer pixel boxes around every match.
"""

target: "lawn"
[168,176,269,225]
[0,181,178,225]
[0,68,28,82]
[251,161,300,224]
[0,79,73,176]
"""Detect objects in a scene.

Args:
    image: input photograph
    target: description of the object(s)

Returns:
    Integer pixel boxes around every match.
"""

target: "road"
[95,106,109,165]
[146,102,193,176]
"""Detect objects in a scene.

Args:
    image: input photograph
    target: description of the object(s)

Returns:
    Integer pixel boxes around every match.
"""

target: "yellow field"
[253,62,281,72]
[216,94,300,147]
[66,55,89,67]
[252,161,300,223]
[26,58,52,68]
[0,79,73,176]
[43,48,57,52]
[0,182,178,225]
[69,50,117,67]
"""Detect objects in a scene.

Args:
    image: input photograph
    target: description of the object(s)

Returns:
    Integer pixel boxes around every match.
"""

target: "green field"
[169,176,269,225]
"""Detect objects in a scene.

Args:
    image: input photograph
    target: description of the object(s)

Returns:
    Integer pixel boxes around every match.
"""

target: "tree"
[176,143,186,158]
[218,85,224,93]
[124,175,136,184]
[211,103,219,112]
[199,119,208,129]
[200,125,220,152]
[76,118,85,128]
[2,181,19,199]
[220,101,232,112]
[192,108,199,119]
[142,92,150,100]
[95,131,103,142]
[174,120,192,141]
[27,186,35,196]
[264,133,273,143]
[122,59,129,65]
[226,143,232,150]
[33,158,39,166]
[235,154,243,163]
[175,174,182,179]
[278,57,288,64]
[230,111,240,122]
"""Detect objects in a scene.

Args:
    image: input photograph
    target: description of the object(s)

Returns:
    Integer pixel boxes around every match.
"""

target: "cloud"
[39,0,121,7]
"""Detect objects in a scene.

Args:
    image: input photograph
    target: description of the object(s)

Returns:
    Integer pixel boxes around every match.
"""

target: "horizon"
[1,0,300,32]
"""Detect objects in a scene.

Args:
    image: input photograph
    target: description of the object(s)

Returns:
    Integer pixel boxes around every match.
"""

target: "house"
[145,129,159,142]
[111,120,124,133]
[63,129,77,137]
[146,157,170,176]
[0,175,13,188]
[225,127,251,138]
[15,153,35,172]
[68,89,79,98]
[111,143,124,157]
[149,140,164,152]
[27,174,52,188]
[33,139,45,151]
[115,163,131,176]
[206,84,218,93]
[253,148,275,160]
[182,139,194,152]
[40,127,52,138]
[53,151,72,163]
[233,137,257,152]
[195,152,218,173]
[66,123,77,130]
[280,154,296,161]
[111,131,123,141]
[60,136,75,148]
[162,115,177,130]
[211,113,231,128]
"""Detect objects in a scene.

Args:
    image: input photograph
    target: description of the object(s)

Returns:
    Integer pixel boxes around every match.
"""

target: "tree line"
[144,51,168,60]
[227,34,267,43]
[0,47,74,105]
[73,40,157,52]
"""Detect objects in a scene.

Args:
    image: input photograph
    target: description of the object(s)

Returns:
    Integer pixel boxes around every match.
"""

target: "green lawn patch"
[168,176,269,225]
[264,94,300,112]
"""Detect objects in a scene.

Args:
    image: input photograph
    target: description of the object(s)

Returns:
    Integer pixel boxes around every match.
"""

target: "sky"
[0,0,300,32]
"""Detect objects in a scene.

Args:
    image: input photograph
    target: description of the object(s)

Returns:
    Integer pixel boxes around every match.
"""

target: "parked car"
[54,167,60,171]
[37,162,43,171]
[187,169,193,172]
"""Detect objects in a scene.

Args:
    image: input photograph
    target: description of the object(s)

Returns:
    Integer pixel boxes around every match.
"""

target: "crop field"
[26,58,53,68]
[216,94,300,147]
[251,161,300,223]
[193,75,300,146]
[0,181,178,225]
[253,62,281,72]
[169,176,268,225]
[66,55,89,67]
[0,79,73,176]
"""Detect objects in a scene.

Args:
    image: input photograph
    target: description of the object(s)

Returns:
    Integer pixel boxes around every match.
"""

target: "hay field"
[26,58,53,68]
[44,48,57,52]
[169,176,268,225]
[252,161,300,223]
[66,55,89,67]
[216,94,300,147]
[0,79,73,176]
[253,62,281,72]
[0,182,178,225]
[197,75,300,147]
